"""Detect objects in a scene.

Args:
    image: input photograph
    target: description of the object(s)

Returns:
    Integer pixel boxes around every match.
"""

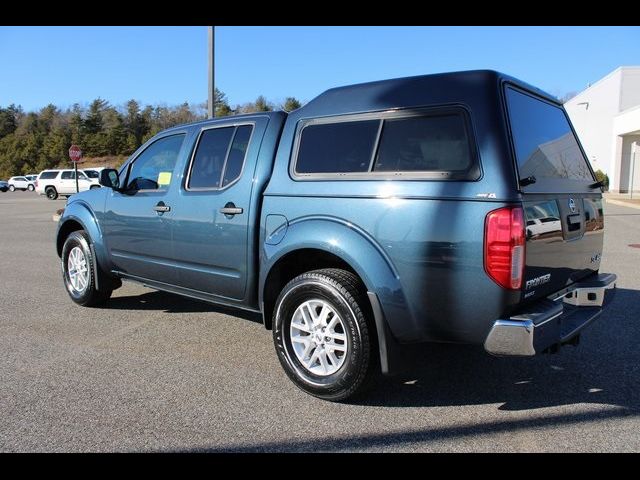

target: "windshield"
[506,87,594,182]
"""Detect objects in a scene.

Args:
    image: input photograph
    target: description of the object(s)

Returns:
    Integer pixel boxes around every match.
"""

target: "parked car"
[55,70,616,401]
[36,169,99,200]
[0,180,8,192]
[8,176,35,191]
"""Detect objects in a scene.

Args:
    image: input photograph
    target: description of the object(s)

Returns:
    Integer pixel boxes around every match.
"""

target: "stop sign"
[69,145,82,162]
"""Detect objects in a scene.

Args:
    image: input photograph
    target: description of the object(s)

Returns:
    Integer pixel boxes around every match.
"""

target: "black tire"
[27,184,34,191]
[45,187,58,200]
[273,268,376,401]
[61,230,113,307]
[90,185,101,190]
[9,185,15,192]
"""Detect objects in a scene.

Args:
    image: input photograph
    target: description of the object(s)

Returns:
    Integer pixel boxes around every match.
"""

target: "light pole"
[631,150,636,200]
[207,26,215,119]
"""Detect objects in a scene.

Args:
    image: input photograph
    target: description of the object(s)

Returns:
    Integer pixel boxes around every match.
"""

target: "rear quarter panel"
[261,194,520,343]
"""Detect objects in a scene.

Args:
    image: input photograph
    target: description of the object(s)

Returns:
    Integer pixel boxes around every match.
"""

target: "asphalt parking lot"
[1,192,639,452]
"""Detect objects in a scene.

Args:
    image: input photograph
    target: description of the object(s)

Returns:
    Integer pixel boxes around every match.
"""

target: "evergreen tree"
[282,97,302,112]
[0,105,19,137]
[254,95,272,112]
[0,90,287,177]
[214,88,233,117]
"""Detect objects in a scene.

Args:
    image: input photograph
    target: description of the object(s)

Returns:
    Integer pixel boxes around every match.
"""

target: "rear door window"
[187,127,235,189]
[222,125,252,187]
[39,171,58,180]
[187,124,254,190]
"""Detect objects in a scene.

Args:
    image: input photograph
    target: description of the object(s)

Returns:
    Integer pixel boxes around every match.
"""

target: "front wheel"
[61,230,112,306]
[273,268,376,401]
[9,185,15,192]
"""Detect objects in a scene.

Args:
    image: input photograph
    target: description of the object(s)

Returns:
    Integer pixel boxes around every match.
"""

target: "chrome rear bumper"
[484,273,617,356]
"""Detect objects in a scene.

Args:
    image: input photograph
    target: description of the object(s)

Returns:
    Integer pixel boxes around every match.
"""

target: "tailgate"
[523,195,603,300]
[504,86,604,302]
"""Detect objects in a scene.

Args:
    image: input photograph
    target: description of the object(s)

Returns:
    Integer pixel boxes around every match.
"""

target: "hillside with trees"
[0,89,302,178]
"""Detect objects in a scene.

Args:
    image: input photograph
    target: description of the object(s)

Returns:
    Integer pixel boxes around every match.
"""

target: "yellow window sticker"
[157,171,172,186]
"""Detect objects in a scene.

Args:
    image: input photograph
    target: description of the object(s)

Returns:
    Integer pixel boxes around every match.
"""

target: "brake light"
[484,206,525,290]
[35,180,38,188]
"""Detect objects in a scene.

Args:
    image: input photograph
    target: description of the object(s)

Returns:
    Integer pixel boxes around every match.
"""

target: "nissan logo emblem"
[569,198,576,213]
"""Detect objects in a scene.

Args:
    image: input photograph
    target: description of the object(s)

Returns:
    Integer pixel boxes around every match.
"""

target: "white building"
[565,66,640,193]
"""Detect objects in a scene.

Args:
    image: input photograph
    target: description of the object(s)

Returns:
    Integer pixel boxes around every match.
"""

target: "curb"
[605,198,640,210]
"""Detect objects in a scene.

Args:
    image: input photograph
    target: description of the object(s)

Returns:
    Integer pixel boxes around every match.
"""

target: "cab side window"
[126,134,186,191]
[187,125,253,190]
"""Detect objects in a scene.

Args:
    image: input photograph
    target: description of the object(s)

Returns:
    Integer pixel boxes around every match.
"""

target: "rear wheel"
[45,187,58,200]
[61,230,113,306]
[273,268,376,401]
[90,185,101,190]
[27,184,34,191]
[9,185,15,192]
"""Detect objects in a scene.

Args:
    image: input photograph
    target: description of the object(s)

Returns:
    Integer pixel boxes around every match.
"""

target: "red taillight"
[35,180,38,187]
[484,206,525,290]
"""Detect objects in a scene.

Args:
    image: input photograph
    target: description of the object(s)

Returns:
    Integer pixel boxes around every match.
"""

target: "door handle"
[567,213,581,231]
[153,202,171,214]
[220,202,243,216]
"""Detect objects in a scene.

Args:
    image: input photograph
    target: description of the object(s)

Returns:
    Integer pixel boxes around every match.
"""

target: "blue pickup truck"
[56,70,616,401]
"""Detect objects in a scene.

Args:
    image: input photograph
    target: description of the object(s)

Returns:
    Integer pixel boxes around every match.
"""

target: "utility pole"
[207,26,215,119]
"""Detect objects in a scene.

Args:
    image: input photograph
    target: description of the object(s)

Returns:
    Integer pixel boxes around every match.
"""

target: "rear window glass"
[506,88,593,181]
[39,171,58,179]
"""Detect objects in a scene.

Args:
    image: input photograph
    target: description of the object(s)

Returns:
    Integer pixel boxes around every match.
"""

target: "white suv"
[36,169,99,200]
[8,176,36,192]
[80,167,105,186]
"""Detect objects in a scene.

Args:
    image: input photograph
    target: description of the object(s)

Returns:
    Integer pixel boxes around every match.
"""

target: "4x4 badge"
[569,198,576,213]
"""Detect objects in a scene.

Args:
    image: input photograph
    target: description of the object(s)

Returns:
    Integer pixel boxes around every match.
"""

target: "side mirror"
[99,169,120,189]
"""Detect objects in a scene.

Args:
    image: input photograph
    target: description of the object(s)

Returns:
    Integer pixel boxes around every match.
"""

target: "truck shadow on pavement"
[106,287,639,413]
[182,407,634,452]
[104,290,263,324]
[177,289,640,453]
[358,287,640,412]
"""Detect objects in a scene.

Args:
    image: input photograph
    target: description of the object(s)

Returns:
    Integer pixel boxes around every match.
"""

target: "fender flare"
[260,216,411,374]
[56,201,111,273]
